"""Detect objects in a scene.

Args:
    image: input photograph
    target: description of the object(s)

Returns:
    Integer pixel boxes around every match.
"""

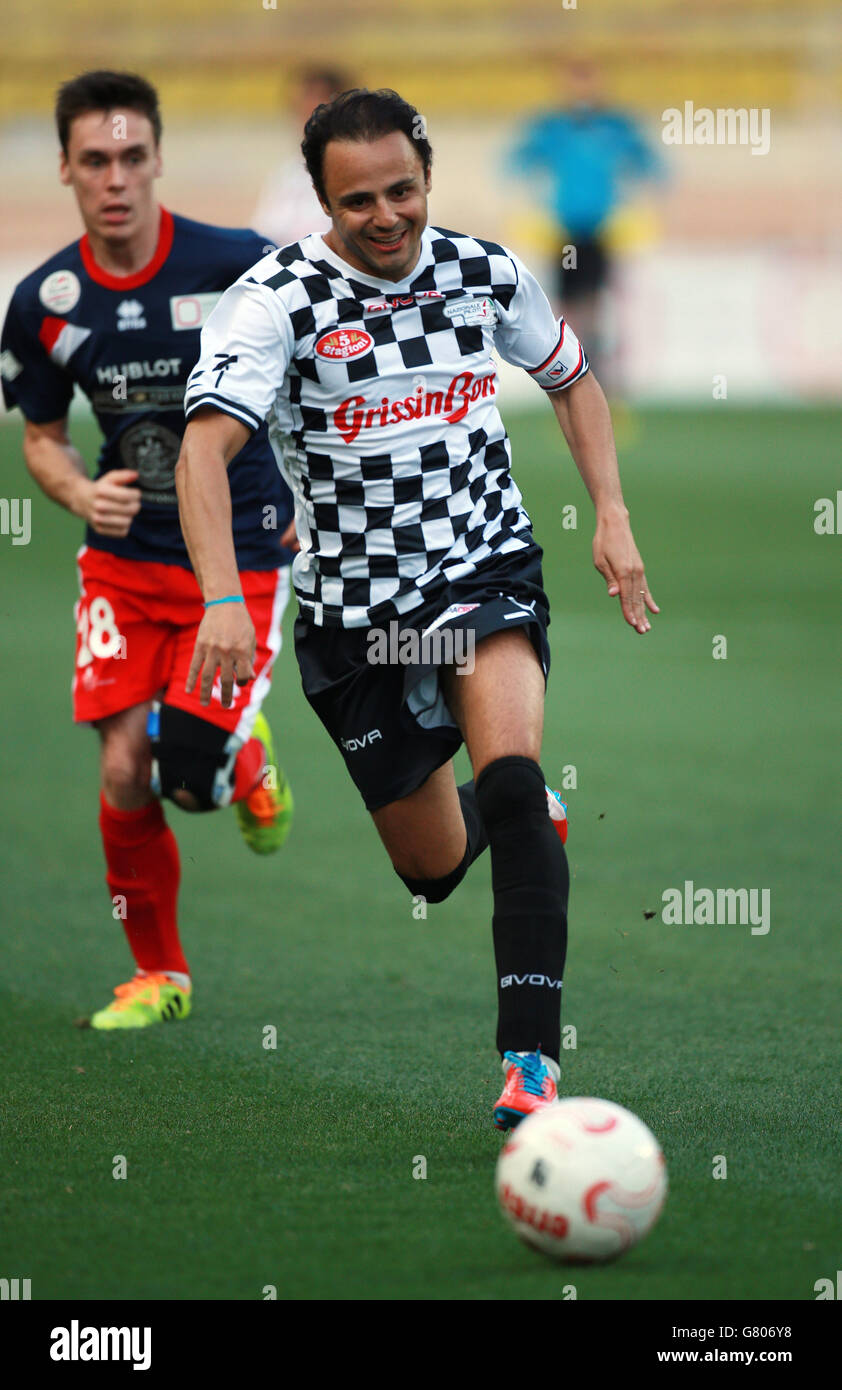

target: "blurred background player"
[0,70,296,1029]
[509,57,665,389]
[251,66,352,248]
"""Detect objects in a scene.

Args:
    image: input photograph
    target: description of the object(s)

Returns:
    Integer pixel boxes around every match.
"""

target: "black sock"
[457,780,489,864]
[475,755,569,1064]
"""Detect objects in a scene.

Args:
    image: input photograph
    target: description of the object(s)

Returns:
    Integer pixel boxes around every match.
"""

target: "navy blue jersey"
[0,208,294,571]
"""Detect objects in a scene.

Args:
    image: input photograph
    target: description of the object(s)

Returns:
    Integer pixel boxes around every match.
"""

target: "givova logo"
[340,729,382,752]
[500,974,562,989]
[50,1321,151,1371]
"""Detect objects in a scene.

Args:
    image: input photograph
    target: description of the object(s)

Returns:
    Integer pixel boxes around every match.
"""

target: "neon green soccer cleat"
[235,711,294,855]
[89,973,192,1030]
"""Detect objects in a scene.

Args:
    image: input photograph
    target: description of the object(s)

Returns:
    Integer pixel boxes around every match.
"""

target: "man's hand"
[21,417,143,534]
[593,505,659,634]
[75,469,142,537]
[186,602,256,707]
[548,376,659,635]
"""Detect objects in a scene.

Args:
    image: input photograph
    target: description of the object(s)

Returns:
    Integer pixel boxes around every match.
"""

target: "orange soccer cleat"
[89,972,192,1030]
[235,711,294,854]
[493,1049,559,1131]
[545,786,568,844]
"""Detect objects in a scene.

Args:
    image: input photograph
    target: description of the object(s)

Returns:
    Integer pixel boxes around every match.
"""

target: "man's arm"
[548,372,659,634]
[174,407,255,707]
[22,417,141,537]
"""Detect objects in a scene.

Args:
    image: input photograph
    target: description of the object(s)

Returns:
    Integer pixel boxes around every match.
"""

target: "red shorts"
[72,547,291,736]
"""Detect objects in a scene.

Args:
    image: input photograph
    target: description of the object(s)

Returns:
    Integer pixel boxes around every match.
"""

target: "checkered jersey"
[185,226,588,627]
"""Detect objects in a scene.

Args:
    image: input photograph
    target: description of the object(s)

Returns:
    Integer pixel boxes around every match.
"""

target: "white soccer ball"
[495,1097,668,1263]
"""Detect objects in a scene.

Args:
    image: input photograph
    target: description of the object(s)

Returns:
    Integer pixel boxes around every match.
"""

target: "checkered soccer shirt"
[184,226,589,628]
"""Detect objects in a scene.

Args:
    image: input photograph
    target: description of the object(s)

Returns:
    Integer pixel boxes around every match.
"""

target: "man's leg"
[92,702,191,1027]
[559,233,609,387]
[97,702,187,978]
[373,626,568,1125]
[93,686,282,1027]
[372,760,461,876]
[442,628,568,1074]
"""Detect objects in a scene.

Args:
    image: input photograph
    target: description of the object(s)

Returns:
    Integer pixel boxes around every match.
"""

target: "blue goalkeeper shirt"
[509,103,664,237]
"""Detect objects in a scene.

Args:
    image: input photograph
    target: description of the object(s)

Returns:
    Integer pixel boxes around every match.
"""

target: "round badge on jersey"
[315,327,374,361]
[39,269,82,314]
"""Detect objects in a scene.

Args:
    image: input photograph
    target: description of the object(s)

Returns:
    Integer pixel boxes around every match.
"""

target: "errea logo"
[117,299,146,331]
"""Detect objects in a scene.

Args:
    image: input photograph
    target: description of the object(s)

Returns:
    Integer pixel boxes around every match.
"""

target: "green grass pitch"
[0,404,838,1300]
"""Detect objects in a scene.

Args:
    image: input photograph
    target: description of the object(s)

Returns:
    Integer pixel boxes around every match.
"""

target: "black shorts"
[558,232,609,302]
[294,545,551,812]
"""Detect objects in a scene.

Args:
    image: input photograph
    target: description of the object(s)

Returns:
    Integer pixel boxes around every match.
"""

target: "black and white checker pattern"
[185,227,588,627]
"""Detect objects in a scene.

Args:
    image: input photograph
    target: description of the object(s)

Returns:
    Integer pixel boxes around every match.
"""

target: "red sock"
[99,793,188,976]
[230,736,266,803]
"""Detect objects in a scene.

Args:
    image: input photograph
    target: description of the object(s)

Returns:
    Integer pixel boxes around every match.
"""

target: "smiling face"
[318,130,431,282]
[59,108,162,244]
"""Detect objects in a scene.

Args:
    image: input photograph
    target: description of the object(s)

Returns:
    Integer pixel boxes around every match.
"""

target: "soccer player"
[509,58,665,386]
[0,70,296,1030]
[175,89,658,1127]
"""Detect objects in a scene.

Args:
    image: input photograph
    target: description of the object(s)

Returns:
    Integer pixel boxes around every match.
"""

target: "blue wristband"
[204,595,245,608]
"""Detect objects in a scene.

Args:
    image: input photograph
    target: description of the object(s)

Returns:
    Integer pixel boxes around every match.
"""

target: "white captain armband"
[526,320,589,392]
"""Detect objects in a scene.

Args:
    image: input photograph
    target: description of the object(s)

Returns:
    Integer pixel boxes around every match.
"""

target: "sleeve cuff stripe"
[542,351,589,392]
[527,320,566,376]
[184,393,262,431]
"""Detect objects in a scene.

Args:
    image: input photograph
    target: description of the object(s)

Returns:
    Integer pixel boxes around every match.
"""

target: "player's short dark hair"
[302,88,432,204]
[55,70,162,155]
